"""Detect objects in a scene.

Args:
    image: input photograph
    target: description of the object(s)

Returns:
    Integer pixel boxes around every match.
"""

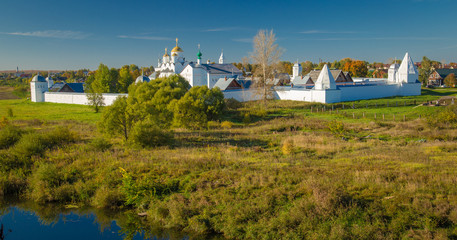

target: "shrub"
[92,186,125,209]
[221,121,233,129]
[130,120,174,148]
[426,106,457,128]
[0,125,23,149]
[327,120,347,139]
[243,113,251,125]
[88,137,112,151]
[207,121,220,130]
[282,139,294,155]
[6,108,13,118]
[13,132,46,159]
[225,98,242,110]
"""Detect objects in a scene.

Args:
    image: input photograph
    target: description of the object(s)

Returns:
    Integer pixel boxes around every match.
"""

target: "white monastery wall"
[44,92,127,106]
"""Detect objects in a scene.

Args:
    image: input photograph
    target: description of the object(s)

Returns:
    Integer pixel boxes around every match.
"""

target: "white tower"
[162,48,170,64]
[292,61,302,78]
[46,72,54,88]
[398,52,418,83]
[219,50,225,64]
[30,73,48,102]
[314,64,337,90]
[388,60,399,83]
[197,45,202,65]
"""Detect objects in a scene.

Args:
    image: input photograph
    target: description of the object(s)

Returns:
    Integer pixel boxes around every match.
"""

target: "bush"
[7,108,13,118]
[207,121,220,130]
[89,137,112,151]
[282,139,294,155]
[92,186,125,209]
[130,120,174,148]
[426,105,457,128]
[0,125,23,149]
[221,121,233,129]
[225,98,242,110]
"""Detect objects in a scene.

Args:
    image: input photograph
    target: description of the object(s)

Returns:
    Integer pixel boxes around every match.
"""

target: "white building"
[155,38,189,78]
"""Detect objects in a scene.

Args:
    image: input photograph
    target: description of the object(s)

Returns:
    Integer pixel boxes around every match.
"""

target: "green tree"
[301,61,314,75]
[127,75,190,128]
[444,73,456,87]
[98,96,132,141]
[86,89,105,113]
[172,86,225,129]
[419,56,432,86]
[91,63,112,93]
[118,66,133,93]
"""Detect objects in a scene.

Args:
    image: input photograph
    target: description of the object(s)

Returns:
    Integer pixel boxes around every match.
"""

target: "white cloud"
[5,30,90,39]
[117,35,172,41]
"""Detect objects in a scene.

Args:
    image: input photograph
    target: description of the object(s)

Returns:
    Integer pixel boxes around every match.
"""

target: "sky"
[1,0,457,70]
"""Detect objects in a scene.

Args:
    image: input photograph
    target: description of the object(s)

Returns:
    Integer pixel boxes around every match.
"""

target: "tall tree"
[118,66,134,93]
[91,63,112,93]
[250,29,283,107]
[98,96,132,141]
[419,56,432,86]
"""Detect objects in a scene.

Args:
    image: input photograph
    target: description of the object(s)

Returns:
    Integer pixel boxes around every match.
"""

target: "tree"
[250,29,283,107]
[118,66,133,93]
[172,86,225,129]
[444,73,457,87]
[86,89,105,113]
[98,96,133,141]
[301,61,314,75]
[349,61,368,77]
[419,56,432,86]
[127,75,190,128]
[91,63,112,93]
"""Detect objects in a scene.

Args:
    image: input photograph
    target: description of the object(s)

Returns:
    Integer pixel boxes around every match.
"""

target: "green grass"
[0,99,101,123]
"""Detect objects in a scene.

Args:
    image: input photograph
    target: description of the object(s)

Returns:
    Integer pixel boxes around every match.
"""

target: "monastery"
[31,39,421,105]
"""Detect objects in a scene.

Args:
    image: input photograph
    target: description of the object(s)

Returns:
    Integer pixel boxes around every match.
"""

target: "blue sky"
[1,0,456,70]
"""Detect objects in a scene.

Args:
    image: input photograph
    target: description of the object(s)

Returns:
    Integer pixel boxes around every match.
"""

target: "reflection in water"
[0,201,190,240]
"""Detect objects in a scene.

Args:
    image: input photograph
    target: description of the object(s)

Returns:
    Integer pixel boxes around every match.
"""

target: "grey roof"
[435,69,457,79]
[49,82,66,92]
[194,63,243,75]
[66,83,84,93]
[31,74,46,82]
[213,78,242,90]
[292,75,313,85]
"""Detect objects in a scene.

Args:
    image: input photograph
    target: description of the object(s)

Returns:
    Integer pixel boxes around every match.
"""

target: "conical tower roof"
[398,52,417,75]
[314,64,337,90]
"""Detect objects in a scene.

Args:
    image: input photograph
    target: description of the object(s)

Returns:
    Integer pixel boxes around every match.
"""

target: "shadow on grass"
[421,88,457,97]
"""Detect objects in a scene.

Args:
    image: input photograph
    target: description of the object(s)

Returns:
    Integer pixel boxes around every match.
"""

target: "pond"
[0,202,190,240]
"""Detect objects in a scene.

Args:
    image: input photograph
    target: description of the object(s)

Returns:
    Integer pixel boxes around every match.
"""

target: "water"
[0,203,190,240]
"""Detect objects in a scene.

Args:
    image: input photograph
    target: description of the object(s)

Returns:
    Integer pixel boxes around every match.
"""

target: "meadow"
[1,88,457,239]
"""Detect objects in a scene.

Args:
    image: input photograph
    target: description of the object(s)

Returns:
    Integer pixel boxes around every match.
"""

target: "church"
[153,39,242,88]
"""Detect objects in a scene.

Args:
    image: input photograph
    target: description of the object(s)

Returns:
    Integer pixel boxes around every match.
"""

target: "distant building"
[428,69,457,86]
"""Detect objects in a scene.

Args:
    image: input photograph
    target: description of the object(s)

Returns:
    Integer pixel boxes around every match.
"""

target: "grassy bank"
[1,88,457,239]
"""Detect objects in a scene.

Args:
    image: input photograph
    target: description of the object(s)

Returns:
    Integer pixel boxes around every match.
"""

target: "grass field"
[1,87,457,239]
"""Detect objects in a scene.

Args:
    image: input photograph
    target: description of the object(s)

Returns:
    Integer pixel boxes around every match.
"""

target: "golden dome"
[171,38,183,52]
[172,52,178,56]
[163,48,169,57]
